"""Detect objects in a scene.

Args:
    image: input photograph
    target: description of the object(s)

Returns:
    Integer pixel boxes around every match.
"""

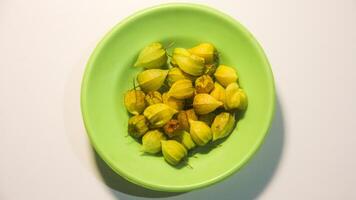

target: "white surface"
[1,0,355,199]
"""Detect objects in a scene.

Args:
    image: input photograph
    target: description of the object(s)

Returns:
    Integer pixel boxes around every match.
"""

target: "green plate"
[81,3,275,192]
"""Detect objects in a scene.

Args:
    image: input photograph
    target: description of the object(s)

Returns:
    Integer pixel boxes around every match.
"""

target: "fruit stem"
[165,41,176,50]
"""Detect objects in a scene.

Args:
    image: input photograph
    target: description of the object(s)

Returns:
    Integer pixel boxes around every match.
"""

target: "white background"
[1,0,356,199]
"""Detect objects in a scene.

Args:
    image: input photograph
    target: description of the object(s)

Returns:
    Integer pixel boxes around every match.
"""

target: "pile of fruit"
[124,42,247,166]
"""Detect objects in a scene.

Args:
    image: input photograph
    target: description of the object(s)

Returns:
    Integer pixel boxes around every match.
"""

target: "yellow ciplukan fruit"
[143,103,178,128]
[238,88,248,110]
[128,115,149,138]
[142,130,166,154]
[173,131,196,150]
[195,75,214,94]
[166,67,195,86]
[188,43,216,64]
[172,48,205,76]
[137,69,168,92]
[168,79,195,100]
[225,83,241,110]
[211,112,235,141]
[189,119,212,146]
[214,65,238,87]
[161,140,187,165]
[193,93,223,115]
[124,90,146,115]
[162,92,185,111]
[210,82,226,106]
[134,42,167,69]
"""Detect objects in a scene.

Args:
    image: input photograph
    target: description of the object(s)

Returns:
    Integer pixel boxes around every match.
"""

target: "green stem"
[186,161,193,169]
[165,41,176,50]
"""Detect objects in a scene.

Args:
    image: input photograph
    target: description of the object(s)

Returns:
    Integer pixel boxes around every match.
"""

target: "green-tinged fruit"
[211,112,235,141]
[172,48,205,76]
[124,90,146,115]
[128,115,149,138]
[137,69,168,92]
[142,130,166,154]
[238,88,248,110]
[161,140,187,165]
[134,42,167,69]
[225,83,241,110]
[214,65,238,87]
[173,131,196,150]
[210,82,226,106]
[143,103,178,128]
[166,67,195,86]
[168,79,195,99]
[188,43,216,64]
[189,119,212,146]
[193,93,223,115]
